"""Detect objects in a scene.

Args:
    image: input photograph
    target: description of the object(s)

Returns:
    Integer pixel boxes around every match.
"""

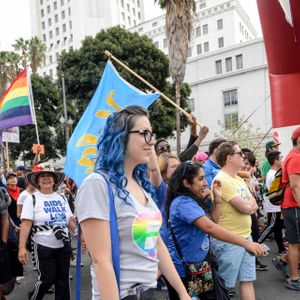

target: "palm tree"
[29,37,46,73]
[155,0,195,154]
[12,37,29,70]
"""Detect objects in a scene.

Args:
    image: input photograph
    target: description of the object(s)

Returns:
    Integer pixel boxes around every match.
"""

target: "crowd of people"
[0,105,300,300]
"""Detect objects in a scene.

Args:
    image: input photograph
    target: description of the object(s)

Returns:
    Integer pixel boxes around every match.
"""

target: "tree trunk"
[175,81,181,155]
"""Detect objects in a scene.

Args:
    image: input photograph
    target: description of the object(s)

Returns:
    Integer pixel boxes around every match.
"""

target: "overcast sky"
[0,0,261,51]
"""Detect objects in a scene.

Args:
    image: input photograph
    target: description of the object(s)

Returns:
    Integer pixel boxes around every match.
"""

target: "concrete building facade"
[30,0,145,77]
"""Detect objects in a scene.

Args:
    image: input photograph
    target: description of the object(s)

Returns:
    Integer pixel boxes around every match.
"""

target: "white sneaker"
[70,258,84,267]
[16,276,25,284]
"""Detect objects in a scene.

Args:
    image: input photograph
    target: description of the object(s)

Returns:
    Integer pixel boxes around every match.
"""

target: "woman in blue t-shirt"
[166,161,266,300]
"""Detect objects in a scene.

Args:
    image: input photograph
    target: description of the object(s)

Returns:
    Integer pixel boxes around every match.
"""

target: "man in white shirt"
[258,151,286,253]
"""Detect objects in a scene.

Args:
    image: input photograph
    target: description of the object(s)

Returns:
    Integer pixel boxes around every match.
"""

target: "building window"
[61,0,64,6]
[127,3,130,12]
[152,22,158,27]
[223,89,238,106]
[204,42,209,52]
[195,26,201,37]
[122,12,125,21]
[137,0,140,7]
[49,31,53,39]
[187,47,192,57]
[154,41,159,48]
[217,19,223,30]
[56,27,59,35]
[49,69,53,77]
[43,34,46,42]
[138,27,143,32]
[47,5,50,13]
[69,20,72,29]
[138,12,141,19]
[199,0,206,9]
[54,1,57,9]
[49,55,53,64]
[133,20,136,26]
[56,52,59,60]
[55,14,58,22]
[225,112,239,130]
[133,8,136,16]
[128,16,131,26]
[48,18,51,26]
[218,37,224,48]
[63,23,67,32]
[40,0,43,5]
[189,98,195,112]
[215,60,222,74]
[68,7,71,16]
[41,9,44,17]
[163,38,168,48]
[225,57,232,72]
[236,54,243,69]
[62,11,65,19]
[196,44,202,54]
[42,21,45,29]
[121,0,124,8]
[203,24,208,35]
[70,34,73,42]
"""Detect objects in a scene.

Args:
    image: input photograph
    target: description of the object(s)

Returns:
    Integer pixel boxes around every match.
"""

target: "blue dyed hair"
[94,105,155,202]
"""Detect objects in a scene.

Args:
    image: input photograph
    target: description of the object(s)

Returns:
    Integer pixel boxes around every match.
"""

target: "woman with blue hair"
[76,105,190,300]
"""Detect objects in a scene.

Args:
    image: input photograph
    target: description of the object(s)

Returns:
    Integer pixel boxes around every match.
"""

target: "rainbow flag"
[0,68,34,131]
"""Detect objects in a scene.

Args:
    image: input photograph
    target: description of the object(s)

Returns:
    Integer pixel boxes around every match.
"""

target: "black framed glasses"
[181,160,199,177]
[128,129,155,145]
[232,151,244,157]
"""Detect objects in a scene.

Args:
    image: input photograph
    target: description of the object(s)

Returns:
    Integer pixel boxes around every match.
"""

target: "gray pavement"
[7,240,299,300]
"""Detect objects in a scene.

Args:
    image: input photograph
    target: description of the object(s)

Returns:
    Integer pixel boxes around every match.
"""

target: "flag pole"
[253,127,272,153]
[104,50,203,128]
[27,68,40,147]
[5,141,9,170]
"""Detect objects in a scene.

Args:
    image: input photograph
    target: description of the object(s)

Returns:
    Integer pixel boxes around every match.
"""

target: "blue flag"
[64,61,160,187]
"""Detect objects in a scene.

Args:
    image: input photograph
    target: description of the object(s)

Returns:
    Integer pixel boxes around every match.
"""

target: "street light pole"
[61,72,70,144]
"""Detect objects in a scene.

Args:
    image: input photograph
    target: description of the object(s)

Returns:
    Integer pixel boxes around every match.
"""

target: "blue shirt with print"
[168,195,210,277]
[203,158,221,188]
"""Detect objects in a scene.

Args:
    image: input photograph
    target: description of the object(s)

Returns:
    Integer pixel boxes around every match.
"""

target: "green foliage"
[58,26,191,138]
[10,74,61,162]
[216,116,265,160]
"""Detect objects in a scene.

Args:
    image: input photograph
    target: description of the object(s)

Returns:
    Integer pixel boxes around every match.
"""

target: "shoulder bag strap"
[168,219,185,262]
[95,171,120,291]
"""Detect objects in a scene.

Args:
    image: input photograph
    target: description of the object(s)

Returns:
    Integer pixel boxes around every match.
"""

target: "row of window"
[121,0,140,8]
[42,18,71,32]
[188,89,239,130]
[43,23,71,41]
[121,12,140,26]
[239,23,250,40]
[43,34,73,47]
[194,19,223,38]
[40,0,66,16]
[41,6,71,20]
[215,54,243,75]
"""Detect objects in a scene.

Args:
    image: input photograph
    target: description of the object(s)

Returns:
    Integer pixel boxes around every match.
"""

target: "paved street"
[7,240,299,300]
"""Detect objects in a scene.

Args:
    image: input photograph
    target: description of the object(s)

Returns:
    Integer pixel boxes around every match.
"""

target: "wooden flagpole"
[253,127,273,153]
[5,141,9,170]
[104,50,203,128]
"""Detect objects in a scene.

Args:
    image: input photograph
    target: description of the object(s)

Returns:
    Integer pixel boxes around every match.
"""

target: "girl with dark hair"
[166,161,266,299]
[76,105,190,300]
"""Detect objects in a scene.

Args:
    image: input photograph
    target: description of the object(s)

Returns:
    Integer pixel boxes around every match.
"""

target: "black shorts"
[0,241,12,284]
[282,207,300,244]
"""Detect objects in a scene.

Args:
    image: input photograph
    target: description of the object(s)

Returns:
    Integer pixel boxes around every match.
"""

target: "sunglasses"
[232,151,244,157]
[157,144,171,152]
[128,129,155,145]
[181,160,199,177]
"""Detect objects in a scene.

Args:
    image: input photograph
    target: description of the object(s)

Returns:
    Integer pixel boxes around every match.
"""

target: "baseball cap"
[16,166,26,171]
[291,127,300,141]
[265,141,280,150]
[5,172,17,180]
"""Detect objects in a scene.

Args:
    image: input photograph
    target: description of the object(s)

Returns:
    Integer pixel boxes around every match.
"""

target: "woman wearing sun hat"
[18,163,75,300]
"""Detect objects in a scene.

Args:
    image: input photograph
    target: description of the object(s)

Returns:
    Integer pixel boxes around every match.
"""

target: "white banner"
[2,127,20,143]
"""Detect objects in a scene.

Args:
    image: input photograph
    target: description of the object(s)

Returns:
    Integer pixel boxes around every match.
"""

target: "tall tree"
[58,26,191,139]
[12,37,29,69]
[29,37,46,73]
[155,0,195,154]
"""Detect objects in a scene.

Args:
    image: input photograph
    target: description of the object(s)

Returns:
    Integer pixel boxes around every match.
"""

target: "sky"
[0,0,262,51]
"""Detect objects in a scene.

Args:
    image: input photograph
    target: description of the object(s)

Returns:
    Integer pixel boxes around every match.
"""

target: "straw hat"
[26,163,64,189]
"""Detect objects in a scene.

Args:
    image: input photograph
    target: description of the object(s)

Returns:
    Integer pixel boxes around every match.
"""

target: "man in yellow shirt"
[212,141,258,300]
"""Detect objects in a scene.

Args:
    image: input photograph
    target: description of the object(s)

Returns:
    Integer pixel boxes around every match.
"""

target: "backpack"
[266,168,289,206]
